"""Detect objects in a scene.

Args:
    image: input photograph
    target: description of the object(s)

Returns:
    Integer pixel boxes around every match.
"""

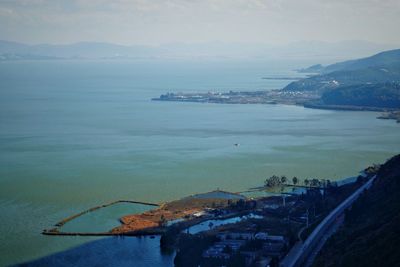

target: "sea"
[0,59,399,266]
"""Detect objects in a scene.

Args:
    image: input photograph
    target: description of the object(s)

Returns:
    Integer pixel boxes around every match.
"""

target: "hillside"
[313,154,400,267]
[324,49,400,73]
[299,49,400,74]
[320,83,400,109]
[283,49,400,110]
[284,62,400,93]
[0,40,158,59]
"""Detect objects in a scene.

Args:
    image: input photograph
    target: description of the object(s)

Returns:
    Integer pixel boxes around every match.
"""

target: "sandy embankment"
[111,197,235,234]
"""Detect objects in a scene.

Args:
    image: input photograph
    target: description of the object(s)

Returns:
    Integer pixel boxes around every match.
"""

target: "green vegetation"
[313,154,400,267]
[264,175,335,189]
[284,63,400,93]
[155,49,400,114]
[322,49,400,73]
[321,82,400,108]
[285,49,400,110]
[170,165,378,267]
[298,64,323,73]
[264,175,285,188]
[300,49,400,74]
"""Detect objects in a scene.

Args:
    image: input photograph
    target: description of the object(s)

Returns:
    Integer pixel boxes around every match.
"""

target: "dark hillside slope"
[284,63,400,93]
[313,154,400,267]
[323,49,400,73]
[320,82,400,109]
[299,49,400,74]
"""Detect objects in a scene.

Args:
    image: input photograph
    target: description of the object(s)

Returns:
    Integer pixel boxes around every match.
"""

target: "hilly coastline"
[313,154,400,267]
[285,49,400,112]
[153,49,400,123]
[284,49,400,91]
[299,49,400,74]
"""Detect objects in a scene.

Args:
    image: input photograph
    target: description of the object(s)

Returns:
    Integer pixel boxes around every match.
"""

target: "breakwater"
[43,200,159,236]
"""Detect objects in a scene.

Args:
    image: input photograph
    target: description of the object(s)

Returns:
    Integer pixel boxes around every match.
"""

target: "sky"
[0,0,399,45]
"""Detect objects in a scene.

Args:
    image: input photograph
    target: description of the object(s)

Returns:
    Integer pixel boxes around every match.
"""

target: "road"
[303,214,344,267]
[280,176,376,267]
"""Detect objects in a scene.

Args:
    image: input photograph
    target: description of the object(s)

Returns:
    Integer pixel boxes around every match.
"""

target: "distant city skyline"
[0,0,399,46]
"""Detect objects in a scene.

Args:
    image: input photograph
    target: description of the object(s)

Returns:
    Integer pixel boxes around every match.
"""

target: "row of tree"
[264,175,338,188]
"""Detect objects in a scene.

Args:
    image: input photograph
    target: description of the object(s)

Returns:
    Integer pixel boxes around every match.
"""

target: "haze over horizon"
[0,0,400,46]
[2,1,400,267]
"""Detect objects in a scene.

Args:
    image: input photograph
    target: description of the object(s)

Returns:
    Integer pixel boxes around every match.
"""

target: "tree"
[236,199,246,209]
[292,176,298,186]
[281,175,287,185]
[304,179,310,187]
[311,179,321,187]
[159,215,167,227]
[265,175,281,188]
[326,179,332,188]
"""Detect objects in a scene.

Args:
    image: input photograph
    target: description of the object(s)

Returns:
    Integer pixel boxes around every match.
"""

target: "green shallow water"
[0,60,399,266]
[59,203,154,233]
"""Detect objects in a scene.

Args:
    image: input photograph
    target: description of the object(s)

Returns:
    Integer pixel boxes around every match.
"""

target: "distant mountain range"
[298,49,400,74]
[0,40,397,61]
[0,40,161,60]
[284,49,400,110]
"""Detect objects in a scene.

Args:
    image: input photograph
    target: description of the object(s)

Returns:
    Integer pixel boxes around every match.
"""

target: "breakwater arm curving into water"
[43,200,159,236]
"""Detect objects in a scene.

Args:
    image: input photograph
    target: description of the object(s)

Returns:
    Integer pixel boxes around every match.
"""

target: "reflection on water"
[186,213,263,234]
[184,191,246,200]
[20,236,174,267]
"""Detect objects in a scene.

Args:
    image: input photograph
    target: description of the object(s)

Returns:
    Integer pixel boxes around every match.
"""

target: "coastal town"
[152,90,320,106]
[152,89,400,123]
[43,165,379,267]
[170,169,377,267]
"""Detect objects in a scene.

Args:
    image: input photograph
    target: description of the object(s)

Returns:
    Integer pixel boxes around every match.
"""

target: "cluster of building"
[202,231,288,267]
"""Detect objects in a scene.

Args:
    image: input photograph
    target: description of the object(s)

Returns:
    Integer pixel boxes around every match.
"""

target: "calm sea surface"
[0,60,399,266]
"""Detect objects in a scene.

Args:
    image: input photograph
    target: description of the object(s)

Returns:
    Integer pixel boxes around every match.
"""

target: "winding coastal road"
[280,175,376,267]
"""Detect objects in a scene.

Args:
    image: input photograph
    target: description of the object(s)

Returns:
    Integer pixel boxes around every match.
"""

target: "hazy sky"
[0,0,399,45]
